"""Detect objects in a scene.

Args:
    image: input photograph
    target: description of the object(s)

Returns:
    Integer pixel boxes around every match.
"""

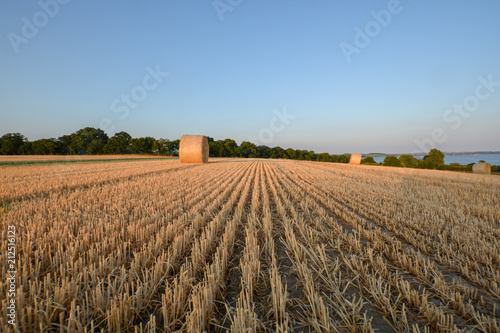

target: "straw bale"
[179,135,209,163]
[350,153,362,165]
[472,162,491,175]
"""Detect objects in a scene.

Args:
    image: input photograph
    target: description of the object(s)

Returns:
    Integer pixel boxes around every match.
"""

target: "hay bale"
[179,135,209,163]
[350,153,362,165]
[472,162,491,175]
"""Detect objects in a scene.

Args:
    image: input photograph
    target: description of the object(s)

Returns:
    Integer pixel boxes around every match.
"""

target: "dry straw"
[350,153,362,165]
[472,162,491,175]
[179,135,209,163]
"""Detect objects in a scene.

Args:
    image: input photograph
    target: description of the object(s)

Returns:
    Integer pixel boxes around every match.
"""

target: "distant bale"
[350,153,362,165]
[472,162,491,175]
[179,135,209,163]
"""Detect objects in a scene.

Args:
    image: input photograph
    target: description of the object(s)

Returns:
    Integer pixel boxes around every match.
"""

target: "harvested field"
[1,158,499,332]
[0,154,170,162]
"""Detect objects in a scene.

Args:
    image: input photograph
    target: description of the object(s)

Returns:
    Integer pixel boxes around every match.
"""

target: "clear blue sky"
[1,1,499,154]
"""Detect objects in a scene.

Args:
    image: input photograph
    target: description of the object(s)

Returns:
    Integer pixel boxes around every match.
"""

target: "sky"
[1,0,499,154]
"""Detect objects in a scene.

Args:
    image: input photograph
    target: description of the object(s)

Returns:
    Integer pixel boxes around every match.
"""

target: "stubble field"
[1,158,499,332]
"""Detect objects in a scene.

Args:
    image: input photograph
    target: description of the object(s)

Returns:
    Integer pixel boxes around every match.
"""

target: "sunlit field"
[1,158,499,332]
[0,155,171,162]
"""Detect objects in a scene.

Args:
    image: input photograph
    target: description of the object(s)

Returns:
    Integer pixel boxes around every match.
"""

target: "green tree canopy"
[285,148,296,159]
[361,156,376,164]
[317,153,332,162]
[152,138,177,155]
[383,156,403,167]
[57,135,74,154]
[129,137,156,154]
[224,139,239,157]
[72,127,108,154]
[105,131,132,154]
[398,154,419,168]
[32,138,57,155]
[238,141,258,158]
[0,133,27,155]
[338,155,350,163]
[421,149,445,169]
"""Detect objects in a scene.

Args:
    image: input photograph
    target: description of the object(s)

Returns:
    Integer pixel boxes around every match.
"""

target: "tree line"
[0,129,179,156]
[1,127,498,172]
[0,127,352,162]
[364,150,499,173]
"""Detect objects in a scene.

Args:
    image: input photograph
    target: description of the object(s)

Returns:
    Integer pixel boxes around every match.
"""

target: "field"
[1,158,499,332]
[0,155,174,167]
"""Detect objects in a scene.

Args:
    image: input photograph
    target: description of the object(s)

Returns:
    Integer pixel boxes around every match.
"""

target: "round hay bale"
[179,135,209,163]
[472,162,491,175]
[350,153,362,165]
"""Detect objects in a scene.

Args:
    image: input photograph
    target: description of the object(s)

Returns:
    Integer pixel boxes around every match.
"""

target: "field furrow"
[1,161,252,331]
[1,158,498,332]
[0,159,191,203]
[281,161,500,311]
[273,160,500,332]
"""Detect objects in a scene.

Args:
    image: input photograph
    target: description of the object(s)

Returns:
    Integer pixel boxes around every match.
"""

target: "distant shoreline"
[365,151,500,157]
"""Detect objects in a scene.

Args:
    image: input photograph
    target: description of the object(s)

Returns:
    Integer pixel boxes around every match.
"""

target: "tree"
[317,153,331,162]
[19,141,32,155]
[306,150,316,161]
[129,138,141,154]
[257,145,272,158]
[383,156,403,167]
[398,154,419,168]
[285,148,296,159]
[152,138,166,155]
[57,135,74,154]
[143,137,156,154]
[171,139,180,155]
[0,133,27,155]
[361,156,376,164]
[338,154,350,163]
[420,149,444,169]
[223,139,239,157]
[271,147,286,159]
[153,138,176,155]
[209,140,222,157]
[129,137,155,154]
[32,138,57,155]
[238,141,258,158]
[210,139,238,157]
[72,127,108,154]
[105,131,131,154]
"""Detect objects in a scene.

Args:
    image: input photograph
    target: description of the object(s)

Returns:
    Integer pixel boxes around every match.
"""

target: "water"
[371,153,500,165]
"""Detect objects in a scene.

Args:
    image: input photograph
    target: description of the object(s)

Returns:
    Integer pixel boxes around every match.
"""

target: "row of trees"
[0,128,353,162]
[1,128,497,172]
[361,149,499,172]
[0,129,180,156]
[361,149,446,169]
[207,138,351,162]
